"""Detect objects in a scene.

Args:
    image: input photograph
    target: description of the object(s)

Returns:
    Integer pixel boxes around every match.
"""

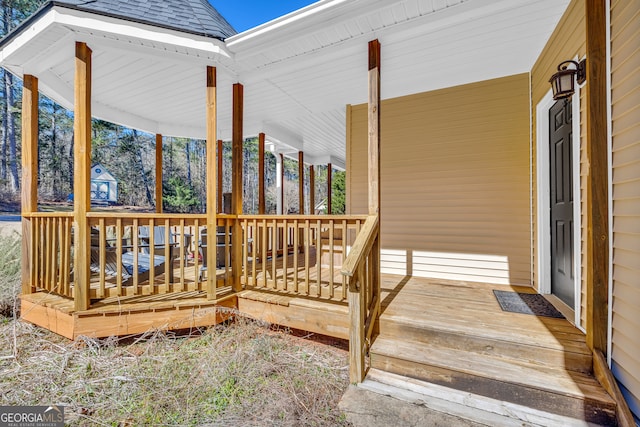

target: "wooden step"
[363,369,612,427]
[378,317,593,374]
[370,336,617,425]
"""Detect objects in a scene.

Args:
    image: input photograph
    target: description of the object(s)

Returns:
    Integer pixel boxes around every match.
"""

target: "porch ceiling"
[0,0,570,165]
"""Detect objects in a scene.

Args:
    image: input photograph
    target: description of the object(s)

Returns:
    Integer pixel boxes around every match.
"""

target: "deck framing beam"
[21,74,38,295]
[584,0,608,354]
[73,41,92,312]
[206,66,218,299]
[231,83,244,291]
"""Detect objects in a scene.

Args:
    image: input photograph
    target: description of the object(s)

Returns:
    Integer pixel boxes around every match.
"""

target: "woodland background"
[0,0,345,214]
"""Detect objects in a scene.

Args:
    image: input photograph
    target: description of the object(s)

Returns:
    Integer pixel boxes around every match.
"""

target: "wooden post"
[231,83,243,292]
[155,134,163,213]
[309,165,315,215]
[73,41,92,311]
[298,151,305,215]
[217,139,223,213]
[259,133,266,215]
[585,0,608,354]
[327,163,332,214]
[279,153,285,214]
[205,66,218,299]
[368,39,381,216]
[368,39,382,337]
[21,75,38,295]
[348,273,366,383]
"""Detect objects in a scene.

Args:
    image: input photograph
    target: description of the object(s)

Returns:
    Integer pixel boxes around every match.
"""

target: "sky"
[209,1,319,33]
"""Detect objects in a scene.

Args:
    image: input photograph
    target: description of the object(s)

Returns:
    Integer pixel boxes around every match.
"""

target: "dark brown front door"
[549,99,574,307]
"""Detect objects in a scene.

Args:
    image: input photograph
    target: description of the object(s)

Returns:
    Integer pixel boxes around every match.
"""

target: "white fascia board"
[0,9,57,64]
[0,7,233,66]
[53,8,233,61]
[226,0,352,47]
[227,0,476,59]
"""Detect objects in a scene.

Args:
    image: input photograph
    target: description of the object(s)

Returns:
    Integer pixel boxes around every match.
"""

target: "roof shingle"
[53,0,237,40]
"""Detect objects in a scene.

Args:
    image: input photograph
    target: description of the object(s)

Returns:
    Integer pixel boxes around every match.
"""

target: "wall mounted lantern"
[549,59,586,100]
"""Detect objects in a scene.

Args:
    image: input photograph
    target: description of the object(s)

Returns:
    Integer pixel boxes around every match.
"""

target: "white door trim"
[536,87,583,330]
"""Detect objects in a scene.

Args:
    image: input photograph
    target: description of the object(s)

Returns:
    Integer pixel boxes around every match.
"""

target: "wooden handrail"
[237,214,368,221]
[341,215,378,280]
[22,212,74,218]
[341,213,380,384]
[86,212,210,219]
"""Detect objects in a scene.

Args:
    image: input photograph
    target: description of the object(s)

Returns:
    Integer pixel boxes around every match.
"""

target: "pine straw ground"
[0,232,352,426]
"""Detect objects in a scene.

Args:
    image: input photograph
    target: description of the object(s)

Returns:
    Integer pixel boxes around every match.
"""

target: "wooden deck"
[371,274,617,424]
[19,263,619,423]
[21,289,236,339]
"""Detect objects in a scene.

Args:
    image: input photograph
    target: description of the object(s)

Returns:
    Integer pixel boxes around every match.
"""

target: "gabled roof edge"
[0,0,229,51]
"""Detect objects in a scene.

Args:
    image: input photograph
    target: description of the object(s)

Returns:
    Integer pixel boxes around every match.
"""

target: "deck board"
[371,274,616,424]
[378,274,590,353]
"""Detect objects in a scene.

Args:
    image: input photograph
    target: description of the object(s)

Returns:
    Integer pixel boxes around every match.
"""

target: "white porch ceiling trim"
[0,0,571,167]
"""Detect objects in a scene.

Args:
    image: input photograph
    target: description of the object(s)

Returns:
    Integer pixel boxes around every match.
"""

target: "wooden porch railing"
[341,214,380,383]
[23,211,381,367]
[25,212,74,298]
[237,215,367,301]
[24,212,370,305]
[84,213,236,299]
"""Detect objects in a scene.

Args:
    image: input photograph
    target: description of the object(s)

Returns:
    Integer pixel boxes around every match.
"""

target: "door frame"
[536,85,582,329]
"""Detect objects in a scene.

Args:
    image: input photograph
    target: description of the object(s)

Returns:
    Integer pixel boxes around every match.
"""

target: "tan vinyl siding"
[530,0,586,306]
[348,74,531,285]
[610,0,640,420]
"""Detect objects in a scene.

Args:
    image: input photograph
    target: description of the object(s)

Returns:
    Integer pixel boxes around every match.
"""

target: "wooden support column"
[259,133,266,214]
[73,42,92,311]
[368,39,382,337]
[279,153,285,214]
[309,165,315,215]
[368,39,381,216]
[205,66,218,299]
[231,83,244,292]
[21,75,38,295]
[155,134,163,213]
[585,0,608,354]
[298,151,305,214]
[327,163,332,214]
[217,139,223,213]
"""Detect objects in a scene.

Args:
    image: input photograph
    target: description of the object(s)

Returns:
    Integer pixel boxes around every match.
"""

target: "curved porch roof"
[0,0,571,167]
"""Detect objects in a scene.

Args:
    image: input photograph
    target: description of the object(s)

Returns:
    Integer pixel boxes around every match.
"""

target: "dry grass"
[0,231,21,318]
[0,232,351,426]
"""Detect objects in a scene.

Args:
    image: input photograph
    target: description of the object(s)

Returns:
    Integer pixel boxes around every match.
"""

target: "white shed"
[90,164,117,204]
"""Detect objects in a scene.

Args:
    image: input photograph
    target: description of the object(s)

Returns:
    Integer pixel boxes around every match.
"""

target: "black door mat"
[493,290,565,318]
